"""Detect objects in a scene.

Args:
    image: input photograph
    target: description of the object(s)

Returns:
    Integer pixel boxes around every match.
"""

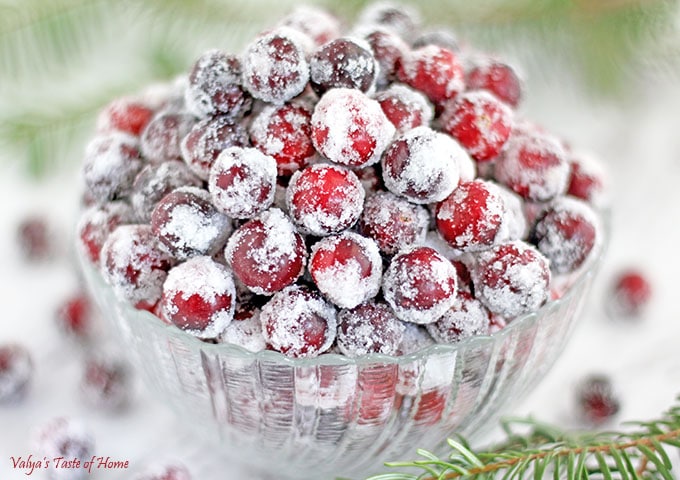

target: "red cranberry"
[376,84,434,134]
[0,343,33,403]
[426,290,490,344]
[358,2,420,39]
[140,112,195,164]
[309,231,383,309]
[576,374,620,425]
[381,126,463,204]
[55,291,93,341]
[97,97,154,136]
[208,146,277,219]
[185,50,252,119]
[180,115,248,180]
[359,191,429,255]
[607,269,652,319]
[466,60,522,108]
[360,27,409,88]
[311,88,395,168]
[77,201,134,264]
[286,164,365,236]
[81,353,130,410]
[101,224,174,310]
[260,285,337,358]
[278,5,341,46]
[249,102,315,176]
[242,29,310,104]
[530,197,600,274]
[161,256,236,339]
[310,37,378,95]
[435,180,508,253]
[496,184,528,240]
[471,240,551,318]
[397,45,465,106]
[354,165,384,196]
[219,301,266,352]
[382,246,458,324]
[566,151,609,207]
[34,418,94,480]
[224,208,306,295]
[337,301,406,357]
[133,463,192,480]
[151,187,232,261]
[16,216,51,261]
[494,132,570,202]
[440,90,513,162]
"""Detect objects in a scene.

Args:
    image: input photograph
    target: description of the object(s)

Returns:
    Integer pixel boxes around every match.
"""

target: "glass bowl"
[77,243,602,480]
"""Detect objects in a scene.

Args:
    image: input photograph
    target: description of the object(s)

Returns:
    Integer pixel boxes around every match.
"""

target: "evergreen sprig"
[366,398,680,480]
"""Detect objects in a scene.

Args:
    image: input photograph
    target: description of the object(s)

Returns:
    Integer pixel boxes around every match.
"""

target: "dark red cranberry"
[16,216,51,261]
[337,301,406,357]
[0,343,33,403]
[56,291,93,341]
[566,151,609,207]
[426,290,490,344]
[133,463,192,480]
[310,38,378,95]
[576,374,620,425]
[140,112,195,164]
[77,201,134,264]
[466,60,522,108]
[358,2,419,39]
[361,27,409,88]
[354,165,384,196]
[81,354,130,410]
[376,84,433,134]
[397,45,465,106]
[607,269,652,319]
[278,5,341,46]
[97,97,154,136]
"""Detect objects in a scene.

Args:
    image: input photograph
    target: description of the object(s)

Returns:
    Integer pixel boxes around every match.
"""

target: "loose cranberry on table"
[219,301,266,352]
[336,301,406,357]
[55,291,94,341]
[309,37,378,95]
[96,97,154,136]
[466,60,523,108]
[426,290,490,344]
[16,216,51,261]
[397,45,465,106]
[77,201,134,264]
[34,417,94,480]
[133,463,192,480]
[81,353,130,411]
[0,343,33,404]
[375,84,434,134]
[576,374,620,426]
[140,112,195,164]
[607,269,652,319]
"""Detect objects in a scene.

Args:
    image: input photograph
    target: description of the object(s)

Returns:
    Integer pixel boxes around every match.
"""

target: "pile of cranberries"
[77,2,606,360]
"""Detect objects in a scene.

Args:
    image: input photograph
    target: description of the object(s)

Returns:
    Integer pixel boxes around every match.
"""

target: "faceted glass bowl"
[78,245,602,480]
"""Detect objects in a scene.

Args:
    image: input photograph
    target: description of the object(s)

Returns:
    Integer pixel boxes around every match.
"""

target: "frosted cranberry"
[77,201,134,264]
[376,84,434,134]
[161,256,235,339]
[249,102,315,176]
[471,241,550,318]
[440,90,513,162]
[494,132,570,202]
[208,147,277,219]
[180,115,248,180]
[607,269,652,319]
[81,354,130,410]
[185,50,252,119]
[311,88,395,168]
[396,323,435,355]
[133,463,192,480]
[131,161,202,223]
[451,260,473,292]
[412,29,459,51]
[576,374,620,425]
[358,2,420,39]
[337,301,406,357]
[355,165,384,196]
[260,285,336,358]
[360,27,408,88]
[309,232,383,309]
[383,246,458,324]
[0,343,33,403]
[530,197,600,274]
[279,5,341,46]
[567,151,609,207]
[55,291,93,341]
[426,290,490,344]
[467,60,522,108]
[496,184,528,240]
[82,133,143,203]
[397,45,465,105]
[97,97,154,136]
[310,38,378,95]
[435,180,508,253]
[151,187,232,261]
[34,418,94,480]
[101,224,174,310]
[381,126,463,204]
[16,216,51,261]
[219,301,266,352]
[242,29,309,104]
[225,208,306,295]
[395,388,447,426]
[140,112,195,164]
[286,164,365,236]
[359,191,429,255]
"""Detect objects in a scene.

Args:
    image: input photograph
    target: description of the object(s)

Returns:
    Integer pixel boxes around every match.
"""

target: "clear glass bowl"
[78,245,602,480]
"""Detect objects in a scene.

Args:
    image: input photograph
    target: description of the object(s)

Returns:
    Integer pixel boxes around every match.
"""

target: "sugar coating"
[382,126,463,204]
[278,5,341,46]
[80,353,129,410]
[208,146,277,219]
[336,302,406,357]
[0,344,33,403]
[140,112,195,164]
[495,183,528,240]
[242,28,310,104]
[309,231,383,309]
[426,291,490,344]
[311,88,395,168]
[219,304,267,352]
[34,417,94,480]
[77,200,135,264]
[133,463,192,480]
[82,133,142,203]
[375,83,434,134]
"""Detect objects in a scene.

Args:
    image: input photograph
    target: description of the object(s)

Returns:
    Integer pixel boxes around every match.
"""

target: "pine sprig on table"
[366,398,680,480]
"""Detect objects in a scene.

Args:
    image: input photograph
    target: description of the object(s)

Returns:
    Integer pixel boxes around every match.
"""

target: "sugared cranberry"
[412,28,459,51]
[310,38,378,95]
[34,418,94,480]
[16,216,51,261]
[376,84,434,134]
[100,224,174,310]
[242,29,310,104]
[576,374,620,425]
[466,60,522,108]
[133,463,192,480]
[337,301,406,357]
[566,151,609,207]
[161,256,235,339]
[607,269,652,319]
[435,180,508,253]
[494,132,570,202]
[260,285,336,358]
[382,246,458,324]
[359,27,408,88]
[81,353,130,410]
[354,165,384,196]
[208,146,277,219]
[381,126,463,204]
[358,2,420,40]
[97,97,154,136]
[530,197,600,274]
[496,184,528,240]
[224,208,306,295]
[185,50,252,119]
[140,112,195,164]
[0,343,33,403]
[151,187,232,261]
[471,241,550,318]
[309,231,383,309]
[278,5,341,46]
[77,201,134,264]
[311,88,395,168]
[249,101,315,176]
[55,291,93,341]
[359,191,429,255]
[426,290,490,344]
[397,45,464,106]
[440,90,513,162]
[286,163,365,236]
[219,301,266,352]
[180,115,248,180]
